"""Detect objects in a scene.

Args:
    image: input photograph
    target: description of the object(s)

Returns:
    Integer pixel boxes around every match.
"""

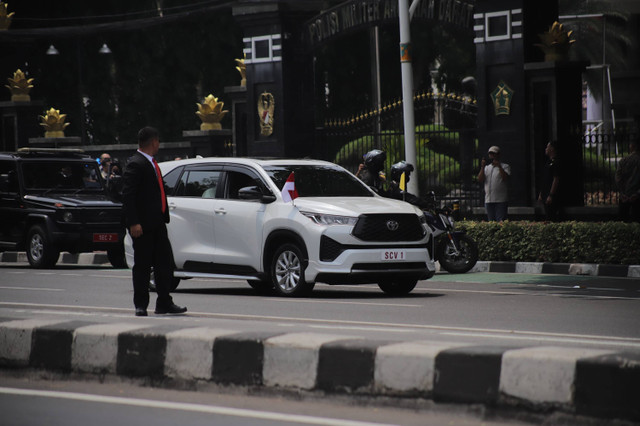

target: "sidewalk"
[2,251,638,279]
[0,318,638,423]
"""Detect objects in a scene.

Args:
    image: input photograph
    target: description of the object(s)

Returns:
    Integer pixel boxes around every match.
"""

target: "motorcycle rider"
[355,149,387,193]
[386,161,431,208]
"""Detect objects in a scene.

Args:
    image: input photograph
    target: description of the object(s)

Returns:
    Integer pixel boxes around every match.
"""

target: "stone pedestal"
[0,101,44,151]
[28,136,82,149]
[182,129,233,158]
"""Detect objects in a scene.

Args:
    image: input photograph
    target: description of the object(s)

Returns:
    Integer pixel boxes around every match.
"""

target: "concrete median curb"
[1,319,638,422]
[3,252,639,278]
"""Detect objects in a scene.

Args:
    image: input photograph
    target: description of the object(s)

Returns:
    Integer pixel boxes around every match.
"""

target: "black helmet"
[363,149,386,172]
[390,161,414,183]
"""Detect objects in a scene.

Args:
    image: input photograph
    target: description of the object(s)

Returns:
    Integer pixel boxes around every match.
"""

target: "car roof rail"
[16,147,89,158]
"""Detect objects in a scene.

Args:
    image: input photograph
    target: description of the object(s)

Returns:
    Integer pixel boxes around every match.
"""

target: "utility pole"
[399,0,418,195]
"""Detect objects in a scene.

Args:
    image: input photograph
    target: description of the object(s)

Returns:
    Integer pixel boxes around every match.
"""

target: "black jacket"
[122,152,170,229]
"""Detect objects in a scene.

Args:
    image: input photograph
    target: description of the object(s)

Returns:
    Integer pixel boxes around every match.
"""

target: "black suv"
[0,148,125,268]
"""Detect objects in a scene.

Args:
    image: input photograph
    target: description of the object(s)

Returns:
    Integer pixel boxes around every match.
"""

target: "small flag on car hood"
[281,172,298,203]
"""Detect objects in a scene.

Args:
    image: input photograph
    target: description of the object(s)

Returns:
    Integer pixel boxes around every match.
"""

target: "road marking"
[2,301,640,347]
[414,287,639,300]
[265,298,421,308]
[0,387,394,426]
[440,332,640,349]
[309,325,416,333]
[0,286,64,292]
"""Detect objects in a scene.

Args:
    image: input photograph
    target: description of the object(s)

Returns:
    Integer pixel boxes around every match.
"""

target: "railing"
[582,127,637,206]
[320,92,480,207]
[320,93,636,209]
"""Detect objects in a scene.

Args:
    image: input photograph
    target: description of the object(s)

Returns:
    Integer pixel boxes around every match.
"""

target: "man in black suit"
[122,127,187,316]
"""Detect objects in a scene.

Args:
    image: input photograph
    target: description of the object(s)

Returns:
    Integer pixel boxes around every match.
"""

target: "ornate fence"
[582,126,638,206]
[319,93,637,209]
[319,92,480,206]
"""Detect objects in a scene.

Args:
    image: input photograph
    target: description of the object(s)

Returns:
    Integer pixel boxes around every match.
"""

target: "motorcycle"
[422,198,479,274]
[382,159,478,273]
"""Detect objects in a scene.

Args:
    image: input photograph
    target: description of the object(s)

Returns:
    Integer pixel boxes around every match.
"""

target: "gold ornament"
[0,2,14,31]
[6,69,34,102]
[196,94,228,131]
[235,57,246,87]
[39,108,70,138]
[257,92,274,137]
[535,21,576,62]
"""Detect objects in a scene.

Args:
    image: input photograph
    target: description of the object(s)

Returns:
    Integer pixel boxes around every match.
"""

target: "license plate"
[381,250,406,261]
[93,233,118,243]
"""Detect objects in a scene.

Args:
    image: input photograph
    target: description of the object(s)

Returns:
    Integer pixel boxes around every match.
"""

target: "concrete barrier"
[1,318,638,422]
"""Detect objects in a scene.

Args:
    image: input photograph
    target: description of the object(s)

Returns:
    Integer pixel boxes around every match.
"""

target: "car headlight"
[419,213,430,234]
[62,211,74,223]
[301,211,358,226]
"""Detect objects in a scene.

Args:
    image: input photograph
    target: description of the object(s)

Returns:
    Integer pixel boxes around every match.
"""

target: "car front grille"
[84,208,122,224]
[352,214,424,242]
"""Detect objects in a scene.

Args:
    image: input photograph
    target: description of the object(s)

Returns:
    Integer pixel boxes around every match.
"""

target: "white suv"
[125,158,435,297]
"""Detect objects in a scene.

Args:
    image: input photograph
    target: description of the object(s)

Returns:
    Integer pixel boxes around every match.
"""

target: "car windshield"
[22,161,104,192]
[263,164,373,197]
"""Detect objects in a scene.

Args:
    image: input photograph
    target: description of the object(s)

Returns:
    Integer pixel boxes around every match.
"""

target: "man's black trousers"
[131,223,174,310]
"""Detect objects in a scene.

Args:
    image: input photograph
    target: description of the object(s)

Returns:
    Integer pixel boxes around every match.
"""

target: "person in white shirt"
[477,145,511,221]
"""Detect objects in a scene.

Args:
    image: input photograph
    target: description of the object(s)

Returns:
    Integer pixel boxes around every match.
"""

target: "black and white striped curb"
[1,319,638,422]
[3,252,638,279]
[0,252,108,266]
[463,261,640,278]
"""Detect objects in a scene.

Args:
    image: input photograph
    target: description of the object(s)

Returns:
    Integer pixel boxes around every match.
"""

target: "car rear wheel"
[377,279,418,296]
[270,243,314,297]
[26,225,59,269]
[247,279,273,294]
[107,243,127,268]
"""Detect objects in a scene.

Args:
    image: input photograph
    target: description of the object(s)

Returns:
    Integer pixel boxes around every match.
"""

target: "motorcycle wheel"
[437,233,478,274]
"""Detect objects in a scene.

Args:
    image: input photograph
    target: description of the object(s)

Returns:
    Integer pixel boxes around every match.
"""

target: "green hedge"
[458,221,640,265]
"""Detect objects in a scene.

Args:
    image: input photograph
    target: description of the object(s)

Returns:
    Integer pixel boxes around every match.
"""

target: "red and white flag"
[281,172,298,203]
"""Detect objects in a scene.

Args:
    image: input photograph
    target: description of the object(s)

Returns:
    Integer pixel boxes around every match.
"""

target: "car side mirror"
[238,185,276,203]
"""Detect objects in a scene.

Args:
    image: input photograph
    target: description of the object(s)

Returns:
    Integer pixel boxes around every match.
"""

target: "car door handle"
[214,208,226,214]
[168,202,177,210]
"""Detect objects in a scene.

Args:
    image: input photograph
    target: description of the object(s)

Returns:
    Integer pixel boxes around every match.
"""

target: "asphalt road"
[0,374,546,426]
[1,264,639,352]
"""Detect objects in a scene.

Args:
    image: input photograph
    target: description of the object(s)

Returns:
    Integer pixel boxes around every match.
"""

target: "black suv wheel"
[26,225,59,269]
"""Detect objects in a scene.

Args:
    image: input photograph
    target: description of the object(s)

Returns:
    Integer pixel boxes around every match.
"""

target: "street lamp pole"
[398,0,418,195]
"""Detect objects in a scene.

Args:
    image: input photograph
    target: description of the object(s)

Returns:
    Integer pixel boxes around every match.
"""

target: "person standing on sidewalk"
[478,145,511,221]
[616,139,640,222]
[122,127,187,317]
[539,140,562,221]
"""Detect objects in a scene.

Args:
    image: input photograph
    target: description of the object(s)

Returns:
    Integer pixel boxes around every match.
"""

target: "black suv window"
[0,160,18,194]
[176,169,222,198]
[22,161,103,191]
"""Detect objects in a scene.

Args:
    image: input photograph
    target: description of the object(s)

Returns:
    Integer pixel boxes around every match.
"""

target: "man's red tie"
[152,158,167,213]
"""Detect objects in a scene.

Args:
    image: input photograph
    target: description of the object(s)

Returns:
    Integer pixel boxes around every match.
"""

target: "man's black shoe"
[154,303,187,315]
[135,308,148,317]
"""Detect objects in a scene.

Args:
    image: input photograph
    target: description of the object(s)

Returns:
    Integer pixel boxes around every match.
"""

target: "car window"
[263,165,373,197]
[162,166,182,195]
[225,170,262,200]
[175,170,221,198]
[0,160,18,194]
[21,161,103,192]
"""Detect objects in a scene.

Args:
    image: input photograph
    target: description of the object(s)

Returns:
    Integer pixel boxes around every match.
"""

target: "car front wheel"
[26,225,59,269]
[270,243,314,297]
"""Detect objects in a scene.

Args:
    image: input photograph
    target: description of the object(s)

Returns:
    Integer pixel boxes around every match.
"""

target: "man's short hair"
[138,127,159,148]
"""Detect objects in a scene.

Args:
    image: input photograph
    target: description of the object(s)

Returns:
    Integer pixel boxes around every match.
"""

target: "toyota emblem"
[386,220,399,231]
